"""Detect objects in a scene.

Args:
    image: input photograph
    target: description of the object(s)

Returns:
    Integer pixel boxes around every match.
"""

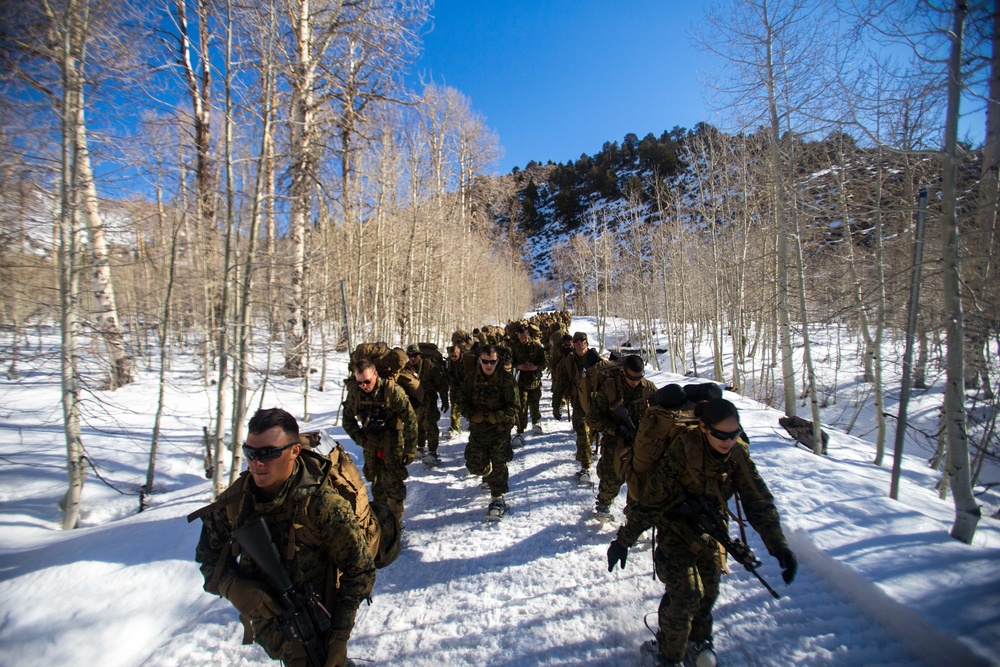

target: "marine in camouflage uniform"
[405,345,449,458]
[194,408,376,667]
[455,344,520,504]
[608,399,796,665]
[510,326,547,434]
[589,355,656,511]
[551,331,596,473]
[342,359,417,527]
[445,344,467,435]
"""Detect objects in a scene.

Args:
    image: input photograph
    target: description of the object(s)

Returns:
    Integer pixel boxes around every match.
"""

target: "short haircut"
[622,354,644,375]
[354,358,376,375]
[479,344,499,358]
[247,407,299,439]
[695,398,740,428]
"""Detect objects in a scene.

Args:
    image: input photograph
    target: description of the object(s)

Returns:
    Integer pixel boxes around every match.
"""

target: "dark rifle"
[612,402,637,447]
[232,517,332,667]
[678,495,781,599]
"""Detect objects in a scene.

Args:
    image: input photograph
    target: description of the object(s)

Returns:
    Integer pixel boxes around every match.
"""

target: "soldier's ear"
[290,443,303,460]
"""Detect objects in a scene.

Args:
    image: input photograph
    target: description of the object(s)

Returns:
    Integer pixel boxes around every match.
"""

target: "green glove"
[221,577,282,621]
[324,629,351,667]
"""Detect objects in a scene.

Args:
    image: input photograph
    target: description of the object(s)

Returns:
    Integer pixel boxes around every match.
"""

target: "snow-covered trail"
[335,376,926,667]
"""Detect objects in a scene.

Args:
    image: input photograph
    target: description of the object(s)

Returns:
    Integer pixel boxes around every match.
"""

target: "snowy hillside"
[0,319,998,667]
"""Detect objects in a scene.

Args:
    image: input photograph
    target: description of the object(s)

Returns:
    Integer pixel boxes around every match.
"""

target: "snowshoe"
[575,468,593,486]
[486,496,507,521]
[511,434,524,449]
[594,501,613,523]
[422,452,441,467]
[532,423,543,435]
[479,479,491,492]
[684,639,717,667]
[640,640,681,667]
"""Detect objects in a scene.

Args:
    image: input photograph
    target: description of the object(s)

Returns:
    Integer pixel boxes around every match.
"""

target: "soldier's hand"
[776,547,797,584]
[222,578,282,621]
[486,411,498,424]
[401,452,415,466]
[325,629,351,667]
[607,540,629,572]
[470,411,486,424]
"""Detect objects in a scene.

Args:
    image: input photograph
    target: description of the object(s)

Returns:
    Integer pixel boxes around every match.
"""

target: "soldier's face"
[245,426,300,499]
[573,340,588,355]
[449,350,461,362]
[355,369,377,394]
[623,366,644,388]
[702,416,741,456]
[479,353,499,376]
[518,332,529,344]
[407,353,421,368]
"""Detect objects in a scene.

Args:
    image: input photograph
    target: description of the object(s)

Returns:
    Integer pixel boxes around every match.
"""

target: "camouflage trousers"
[595,437,626,505]
[449,403,462,433]
[570,404,593,468]
[361,446,408,504]
[653,527,722,662]
[516,383,542,433]
[464,422,514,497]
[418,404,441,454]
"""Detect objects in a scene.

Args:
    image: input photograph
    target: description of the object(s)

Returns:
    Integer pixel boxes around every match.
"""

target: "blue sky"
[409,1,720,174]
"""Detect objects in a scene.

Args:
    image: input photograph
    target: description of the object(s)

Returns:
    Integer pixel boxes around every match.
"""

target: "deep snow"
[0,318,998,667]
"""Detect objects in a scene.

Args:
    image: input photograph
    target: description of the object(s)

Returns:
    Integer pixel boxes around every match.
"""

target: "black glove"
[614,424,634,441]
[607,540,629,572]
[776,547,797,584]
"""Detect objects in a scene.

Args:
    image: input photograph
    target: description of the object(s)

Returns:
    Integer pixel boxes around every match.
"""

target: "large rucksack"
[417,342,444,366]
[618,381,726,500]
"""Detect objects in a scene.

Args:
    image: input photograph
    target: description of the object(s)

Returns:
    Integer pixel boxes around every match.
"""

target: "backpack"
[187,438,400,575]
[620,404,700,500]
[578,358,619,417]
[417,342,444,366]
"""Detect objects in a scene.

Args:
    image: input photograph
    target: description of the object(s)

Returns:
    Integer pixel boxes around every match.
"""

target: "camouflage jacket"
[455,365,520,430]
[342,376,418,457]
[616,428,788,557]
[588,371,656,446]
[510,338,546,390]
[194,450,376,657]
[551,351,587,409]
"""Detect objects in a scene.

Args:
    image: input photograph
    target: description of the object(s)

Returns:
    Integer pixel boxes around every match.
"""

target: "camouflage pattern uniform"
[510,336,547,433]
[445,350,468,434]
[342,376,417,522]
[455,363,520,497]
[411,355,449,455]
[589,370,656,506]
[195,449,376,665]
[551,350,593,469]
[615,430,789,664]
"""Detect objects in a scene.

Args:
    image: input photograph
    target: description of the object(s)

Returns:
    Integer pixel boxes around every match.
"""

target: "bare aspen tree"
[939,0,980,543]
[143,120,183,505]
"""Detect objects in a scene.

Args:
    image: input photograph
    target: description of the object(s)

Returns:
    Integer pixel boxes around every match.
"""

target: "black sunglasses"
[708,427,742,442]
[242,442,296,462]
[624,371,644,382]
[480,358,498,365]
